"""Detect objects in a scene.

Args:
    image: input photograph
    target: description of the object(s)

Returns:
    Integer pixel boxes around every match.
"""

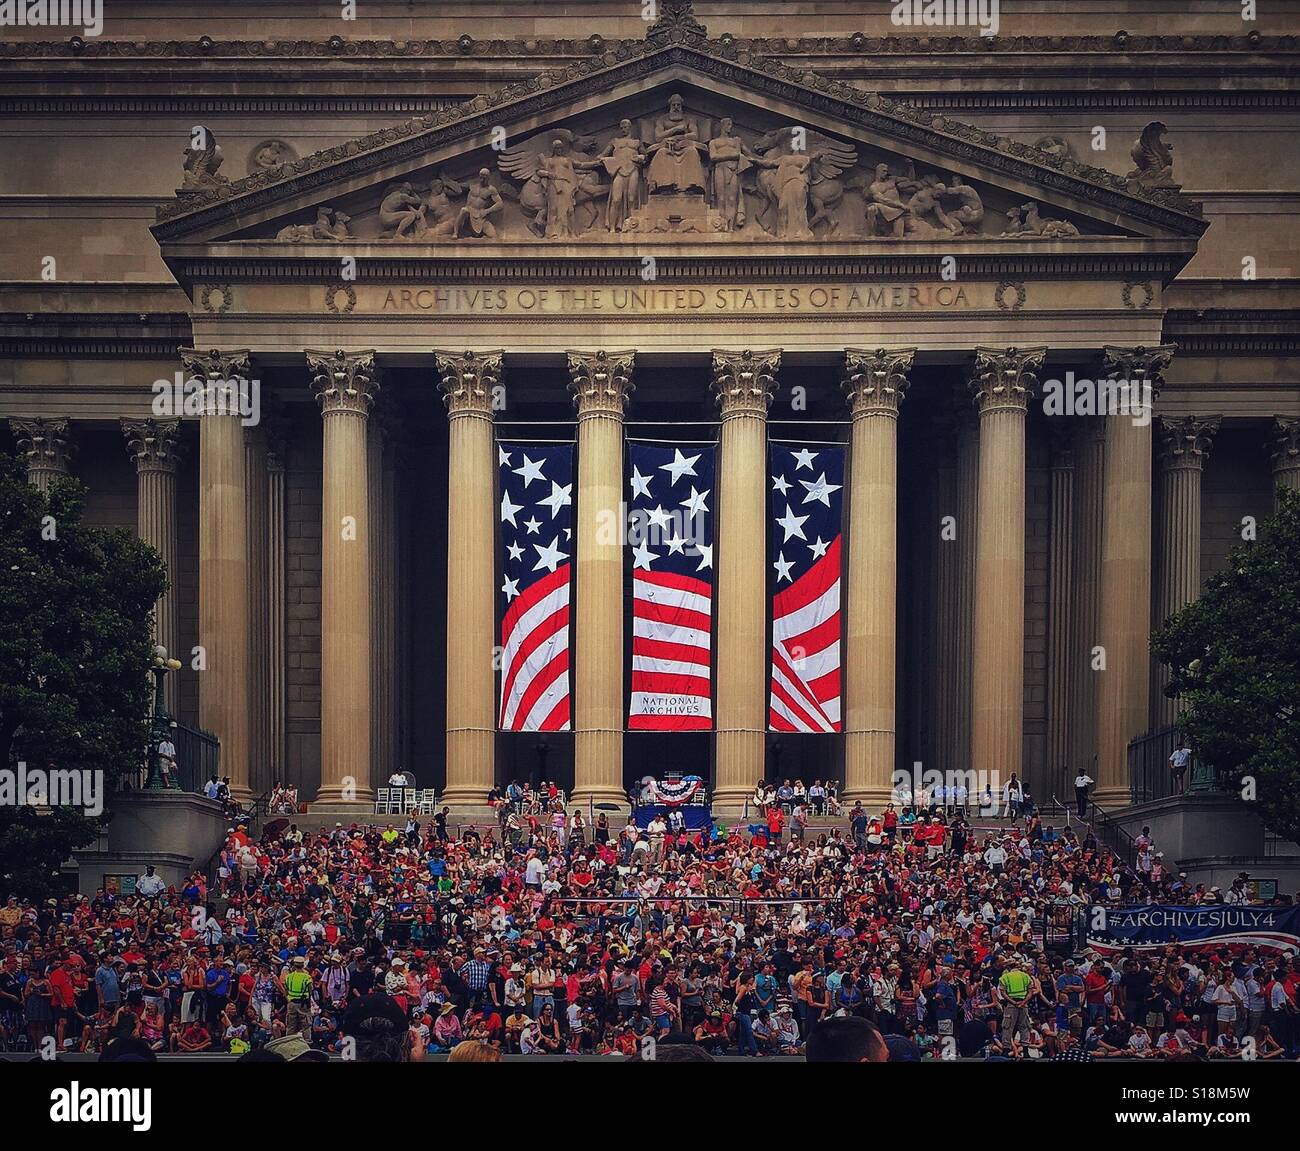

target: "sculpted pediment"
[153,8,1206,257]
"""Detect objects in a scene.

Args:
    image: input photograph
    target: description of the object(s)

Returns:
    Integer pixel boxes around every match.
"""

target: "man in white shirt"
[136,864,166,898]
[1073,771,1094,819]
[157,731,178,788]
[1169,740,1193,794]
[983,841,1008,875]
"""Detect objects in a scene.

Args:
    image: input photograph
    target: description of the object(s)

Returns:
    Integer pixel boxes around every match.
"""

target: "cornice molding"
[4,32,1293,62]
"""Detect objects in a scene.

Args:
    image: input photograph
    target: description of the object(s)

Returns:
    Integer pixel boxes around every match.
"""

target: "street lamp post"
[145,645,183,791]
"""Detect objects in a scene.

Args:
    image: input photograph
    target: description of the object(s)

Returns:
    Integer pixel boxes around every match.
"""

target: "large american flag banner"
[627,442,715,731]
[497,442,573,731]
[768,443,844,733]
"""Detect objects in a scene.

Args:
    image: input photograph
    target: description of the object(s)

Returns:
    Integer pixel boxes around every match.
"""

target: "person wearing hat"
[997,956,1033,1047]
[282,955,314,1040]
[265,1031,330,1062]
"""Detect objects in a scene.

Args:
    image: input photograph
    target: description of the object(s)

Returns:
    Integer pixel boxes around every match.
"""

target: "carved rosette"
[1270,417,1300,467]
[307,349,380,418]
[434,350,502,420]
[10,417,75,476]
[1099,344,1176,397]
[121,418,184,474]
[711,349,781,419]
[968,346,1047,414]
[568,349,635,420]
[1157,415,1219,473]
[843,347,915,419]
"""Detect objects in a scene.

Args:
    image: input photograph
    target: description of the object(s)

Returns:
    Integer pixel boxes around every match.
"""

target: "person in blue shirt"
[94,959,121,1011]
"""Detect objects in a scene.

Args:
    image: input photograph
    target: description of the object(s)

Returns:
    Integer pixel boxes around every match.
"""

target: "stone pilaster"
[1069,417,1106,785]
[436,350,501,807]
[367,407,388,782]
[1094,343,1174,806]
[930,402,961,776]
[380,404,401,777]
[569,349,635,808]
[842,347,913,807]
[121,418,184,716]
[968,346,1046,786]
[712,349,779,809]
[308,348,379,806]
[264,413,289,785]
[1153,414,1218,727]
[11,417,74,492]
[245,423,271,796]
[182,346,252,800]
[1272,418,1300,506]
[954,404,979,778]
[1045,422,1075,798]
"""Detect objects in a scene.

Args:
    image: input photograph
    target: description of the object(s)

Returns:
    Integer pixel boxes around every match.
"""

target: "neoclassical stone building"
[1,2,1297,813]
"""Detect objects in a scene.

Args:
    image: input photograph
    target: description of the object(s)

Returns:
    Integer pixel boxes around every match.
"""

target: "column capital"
[121,417,184,474]
[1272,417,1300,473]
[308,349,380,417]
[843,347,914,417]
[434,349,501,418]
[969,345,1046,413]
[711,348,780,418]
[1157,414,1220,472]
[10,417,75,474]
[1099,343,1176,396]
[179,346,252,390]
[568,349,635,419]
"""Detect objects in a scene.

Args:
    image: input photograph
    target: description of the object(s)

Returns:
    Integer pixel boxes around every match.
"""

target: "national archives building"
[1,2,1297,813]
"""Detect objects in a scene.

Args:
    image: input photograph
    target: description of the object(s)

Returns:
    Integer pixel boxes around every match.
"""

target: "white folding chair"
[418,788,436,815]
[374,787,390,815]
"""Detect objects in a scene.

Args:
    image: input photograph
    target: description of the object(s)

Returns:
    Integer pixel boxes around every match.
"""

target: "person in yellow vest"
[281,955,314,1041]
[997,956,1034,1049]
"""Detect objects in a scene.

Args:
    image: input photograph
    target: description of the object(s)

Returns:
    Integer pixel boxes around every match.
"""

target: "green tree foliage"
[0,451,166,899]
[1152,488,1300,843]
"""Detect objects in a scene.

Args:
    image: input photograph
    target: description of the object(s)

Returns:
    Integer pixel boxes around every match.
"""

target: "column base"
[570,786,630,814]
[313,784,375,809]
[841,787,897,812]
[441,785,491,809]
[1090,785,1132,810]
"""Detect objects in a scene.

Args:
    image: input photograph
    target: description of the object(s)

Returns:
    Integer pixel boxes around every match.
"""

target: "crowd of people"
[1,778,1296,1062]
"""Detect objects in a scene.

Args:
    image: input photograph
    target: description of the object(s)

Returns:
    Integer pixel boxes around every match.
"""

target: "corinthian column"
[1272,418,1300,506]
[842,348,913,806]
[182,347,252,799]
[1154,415,1218,727]
[436,350,501,807]
[11,417,74,492]
[1094,344,1174,806]
[712,349,779,810]
[1069,417,1105,785]
[264,414,289,785]
[570,349,635,808]
[308,349,379,806]
[121,418,184,716]
[969,346,1046,786]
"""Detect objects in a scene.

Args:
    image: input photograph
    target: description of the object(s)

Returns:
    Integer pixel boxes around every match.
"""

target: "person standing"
[281,955,314,1040]
[1169,738,1193,795]
[997,958,1033,1048]
[1073,769,1094,819]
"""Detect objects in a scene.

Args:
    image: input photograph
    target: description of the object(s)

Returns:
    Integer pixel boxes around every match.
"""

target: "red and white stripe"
[769,537,842,733]
[499,564,571,732]
[628,568,713,731]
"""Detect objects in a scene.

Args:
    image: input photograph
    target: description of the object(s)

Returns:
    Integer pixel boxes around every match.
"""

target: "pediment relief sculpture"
[261,93,1109,246]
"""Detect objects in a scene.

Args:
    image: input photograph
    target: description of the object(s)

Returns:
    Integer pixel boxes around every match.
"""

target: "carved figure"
[1001,202,1080,239]
[902,176,957,237]
[938,179,984,234]
[750,128,856,237]
[418,174,466,238]
[497,129,608,237]
[277,205,351,242]
[182,127,228,191]
[251,139,294,171]
[862,163,910,237]
[455,169,504,239]
[534,138,603,239]
[1127,121,1176,188]
[378,182,425,239]
[594,120,647,232]
[707,117,753,232]
[645,93,707,195]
